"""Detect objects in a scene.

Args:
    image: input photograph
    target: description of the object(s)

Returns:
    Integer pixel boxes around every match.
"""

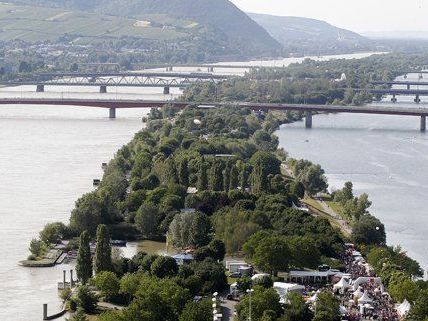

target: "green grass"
[0,3,191,43]
[303,197,325,213]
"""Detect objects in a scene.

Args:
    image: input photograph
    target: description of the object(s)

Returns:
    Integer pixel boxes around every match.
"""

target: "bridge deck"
[37,72,231,79]
[0,98,426,116]
[359,88,428,95]
[370,81,428,86]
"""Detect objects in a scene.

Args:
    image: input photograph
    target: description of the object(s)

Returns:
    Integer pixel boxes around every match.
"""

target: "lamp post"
[212,292,218,321]
[246,288,254,321]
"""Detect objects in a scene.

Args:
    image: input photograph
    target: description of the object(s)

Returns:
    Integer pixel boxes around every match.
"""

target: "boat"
[110,240,127,247]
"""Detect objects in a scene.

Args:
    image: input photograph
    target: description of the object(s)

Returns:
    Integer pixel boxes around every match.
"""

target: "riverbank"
[0,105,146,321]
[276,111,428,275]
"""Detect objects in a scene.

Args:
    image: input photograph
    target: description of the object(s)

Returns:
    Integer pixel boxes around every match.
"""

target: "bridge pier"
[305,111,313,129]
[415,94,421,103]
[43,303,48,320]
[163,86,170,95]
[100,85,107,93]
[391,94,397,103]
[36,84,45,92]
[109,108,116,119]
[421,116,426,132]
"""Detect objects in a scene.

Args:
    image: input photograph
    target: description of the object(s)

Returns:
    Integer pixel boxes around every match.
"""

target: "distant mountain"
[9,0,281,56]
[248,13,373,55]
[363,31,428,40]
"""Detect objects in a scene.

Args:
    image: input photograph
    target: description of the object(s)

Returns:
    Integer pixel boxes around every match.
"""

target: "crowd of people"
[337,244,400,321]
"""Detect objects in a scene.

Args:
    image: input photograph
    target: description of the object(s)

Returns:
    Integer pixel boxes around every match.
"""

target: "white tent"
[307,290,320,303]
[339,305,348,315]
[333,277,350,294]
[397,299,411,317]
[353,286,364,299]
[358,290,373,304]
[274,282,305,303]
[251,273,270,281]
[352,277,382,290]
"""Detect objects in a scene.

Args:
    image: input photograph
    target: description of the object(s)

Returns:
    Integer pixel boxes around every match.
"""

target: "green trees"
[236,286,282,321]
[248,235,290,276]
[76,231,92,284]
[281,292,313,321]
[135,203,162,239]
[367,246,423,279]
[193,239,226,262]
[178,158,189,187]
[250,151,281,194]
[150,256,179,278]
[223,162,231,192]
[68,309,88,321]
[29,238,45,258]
[389,275,420,303]
[352,214,386,245]
[76,285,98,313]
[229,165,239,190]
[210,160,224,191]
[94,224,112,274]
[39,222,69,244]
[244,232,322,275]
[94,271,120,302]
[197,161,209,191]
[333,182,372,220]
[179,300,212,321]
[122,276,191,321]
[288,236,321,269]
[297,164,328,196]
[213,209,261,253]
[240,164,251,191]
[70,192,103,235]
[407,289,428,321]
[314,292,340,321]
[168,211,211,249]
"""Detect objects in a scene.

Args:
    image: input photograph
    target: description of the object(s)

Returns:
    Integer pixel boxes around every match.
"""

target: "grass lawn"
[303,197,325,213]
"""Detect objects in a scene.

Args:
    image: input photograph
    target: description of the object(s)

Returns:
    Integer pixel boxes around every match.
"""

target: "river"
[277,97,428,276]
[0,51,401,321]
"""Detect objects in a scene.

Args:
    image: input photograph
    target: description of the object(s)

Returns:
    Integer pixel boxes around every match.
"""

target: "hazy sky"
[230,0,428,33]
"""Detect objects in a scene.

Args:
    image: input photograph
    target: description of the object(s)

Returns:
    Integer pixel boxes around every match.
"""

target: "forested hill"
[10,0,281,55]
[248,13,373,55]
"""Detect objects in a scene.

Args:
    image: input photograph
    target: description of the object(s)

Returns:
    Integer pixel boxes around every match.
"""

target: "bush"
[60,288,72,301]
[76,285,98,313]
[94,271,120,302]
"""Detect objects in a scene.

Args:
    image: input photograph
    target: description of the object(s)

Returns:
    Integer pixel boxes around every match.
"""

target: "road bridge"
[134,63,281,72]
[357,88,428,103]
[0,72,230,95]
[370,80,428,89]
[0,98,426,131]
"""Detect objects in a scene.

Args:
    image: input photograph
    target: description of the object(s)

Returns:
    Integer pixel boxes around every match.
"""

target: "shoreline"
[275,112,426,278]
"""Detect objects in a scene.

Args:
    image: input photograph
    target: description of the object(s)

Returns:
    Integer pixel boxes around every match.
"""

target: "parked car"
[230,272,241,278]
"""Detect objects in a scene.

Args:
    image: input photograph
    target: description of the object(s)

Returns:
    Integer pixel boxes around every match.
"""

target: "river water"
[0,52,407,321]
[277,96,428,275]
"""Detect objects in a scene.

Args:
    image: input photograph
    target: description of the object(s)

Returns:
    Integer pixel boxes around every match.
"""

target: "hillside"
[249,13,373,55]
[7,0,281,56]
[0,3,188,43]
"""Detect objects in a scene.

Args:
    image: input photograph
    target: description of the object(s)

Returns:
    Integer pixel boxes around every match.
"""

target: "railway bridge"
[0,72,230,95]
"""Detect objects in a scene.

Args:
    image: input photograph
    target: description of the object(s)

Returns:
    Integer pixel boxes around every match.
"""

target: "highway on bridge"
[0,98,426,131]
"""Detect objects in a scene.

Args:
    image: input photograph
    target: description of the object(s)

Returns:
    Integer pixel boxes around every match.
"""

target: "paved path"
[318,200,353,236]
